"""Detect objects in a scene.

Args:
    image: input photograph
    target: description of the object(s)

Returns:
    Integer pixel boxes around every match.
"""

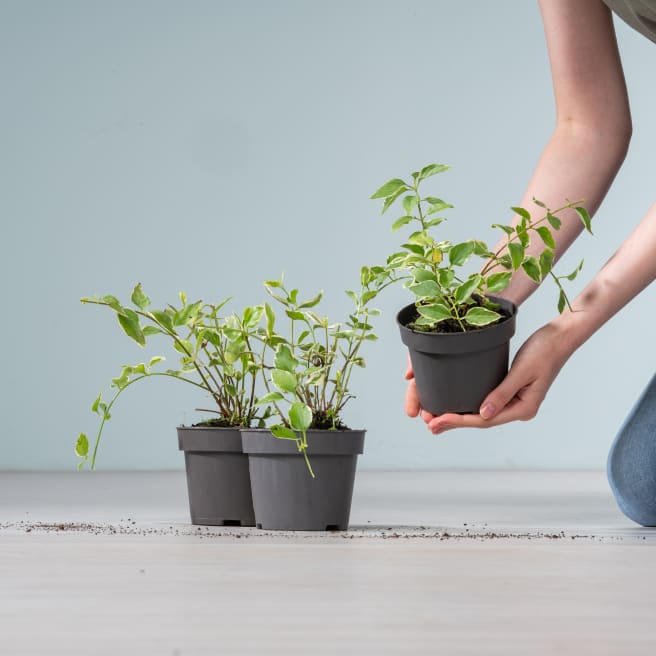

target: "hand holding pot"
[416,322,572,434]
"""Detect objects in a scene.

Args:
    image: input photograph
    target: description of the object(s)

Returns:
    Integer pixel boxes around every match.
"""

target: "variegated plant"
[371,163,591,332]
[255,270,393,477]
[75,284,271,469]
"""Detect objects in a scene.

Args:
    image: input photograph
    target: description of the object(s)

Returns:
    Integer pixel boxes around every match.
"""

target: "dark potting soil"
[408,297,513,334]
[309,410,349,431]
[192,417,235,428]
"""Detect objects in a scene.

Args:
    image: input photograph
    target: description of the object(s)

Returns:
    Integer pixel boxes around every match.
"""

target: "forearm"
[549,202,656,359]
[494,0,631,308]
[495,126,629,307]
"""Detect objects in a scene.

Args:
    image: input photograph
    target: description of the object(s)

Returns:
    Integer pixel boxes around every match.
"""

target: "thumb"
[404,353,414,380]
[479,369,525,420]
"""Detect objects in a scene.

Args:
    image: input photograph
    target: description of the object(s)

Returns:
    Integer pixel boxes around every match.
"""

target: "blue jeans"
[607,373,656,527]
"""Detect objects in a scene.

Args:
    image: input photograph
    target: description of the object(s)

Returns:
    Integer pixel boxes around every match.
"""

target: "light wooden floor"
[1,471,655,655]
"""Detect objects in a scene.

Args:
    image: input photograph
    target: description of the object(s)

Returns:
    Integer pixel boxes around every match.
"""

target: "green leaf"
[438,268,455,288]
[497,254,512,270]
[117,309,145,346]
[243,305,264,328]
[256,392,284,405]
[417,303,452,322]
[575,206,593,234]
[265,302,275,335]
[408,280,441,298]
[407,231,432,247]
[150,310,174,332]
[142,326,161,337]
[289,402,313,432]
[203,329,223,348]
[224,339,245,364]
[102,295,122,312]
[492,224,514,235]
[424,217,446,228]
[371,178,408,199]
[557,289,567,314]
[131,283,150,310]
[464,307,502,327]
[402,243,424,256]
[547,212,561,230]
[565,259,584,281]
[485,271,512,293]
[264,278,282,288]
[271,369,297,393]
[391,215,415,232]
[516,226,530,248]
[424,197,453,213]
[381,186,407,214]
[418,163,450,180]
[286,310,305,321]
[533,197,547,208]
[522,256,542,283]
[91,393,102,414]
[454,274,482,304]
[305,311,327,327]
[75,433,89,458]
[402,195,418,214]
[274,344,298,373]
[149,356,165,367]
[270,425,298,441]
[298,291,323,309]
[173,300,202,326]
[511,206,531,222]
[536,226,556,248]
[412,269,435,283]
[173,338,194,356]
[539,249,554,277]
[449,241,475,266]
[507,242,524,270]
[472,240,491,257]
[297,330,311,343]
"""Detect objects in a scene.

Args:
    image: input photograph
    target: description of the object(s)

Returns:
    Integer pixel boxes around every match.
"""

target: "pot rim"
[396,296,517,355]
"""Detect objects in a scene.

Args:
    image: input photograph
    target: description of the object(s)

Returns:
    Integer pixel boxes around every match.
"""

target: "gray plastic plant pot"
[240,428,365,531]
[397,296,517,415]
[177,426,255,527]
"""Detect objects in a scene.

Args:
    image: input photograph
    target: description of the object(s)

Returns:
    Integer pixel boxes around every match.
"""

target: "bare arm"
[427,202,656,432]
[496,0,632,307]
[407,0,637,421]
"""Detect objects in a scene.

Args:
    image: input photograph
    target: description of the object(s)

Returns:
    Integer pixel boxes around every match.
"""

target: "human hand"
[404,355,421,418]
[418,321,572,434]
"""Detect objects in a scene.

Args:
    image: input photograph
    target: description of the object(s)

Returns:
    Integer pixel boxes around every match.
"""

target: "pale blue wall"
[2,0,655,470]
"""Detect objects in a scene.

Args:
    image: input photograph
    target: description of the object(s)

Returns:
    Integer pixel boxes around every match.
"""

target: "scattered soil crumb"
[0,521,645,542]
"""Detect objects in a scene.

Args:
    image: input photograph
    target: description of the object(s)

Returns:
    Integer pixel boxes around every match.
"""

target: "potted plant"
[370,163,592,415]
[240,272,391,531]
[75,284,270,526]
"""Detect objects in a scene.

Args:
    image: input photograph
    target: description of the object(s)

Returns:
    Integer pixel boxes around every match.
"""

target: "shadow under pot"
[177,426,255,526]
[240,428,365,531]
[397,296,517,416]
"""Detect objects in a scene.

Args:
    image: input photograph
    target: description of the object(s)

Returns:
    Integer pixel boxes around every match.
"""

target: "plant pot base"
[178,427,255,527]
[248,454,357,531]
[241,429,365,531]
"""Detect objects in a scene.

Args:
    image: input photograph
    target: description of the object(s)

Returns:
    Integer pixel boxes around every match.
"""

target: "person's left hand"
[420,321,571,434]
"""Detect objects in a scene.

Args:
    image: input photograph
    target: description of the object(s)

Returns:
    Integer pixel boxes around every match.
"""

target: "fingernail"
[480,403,495,420]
